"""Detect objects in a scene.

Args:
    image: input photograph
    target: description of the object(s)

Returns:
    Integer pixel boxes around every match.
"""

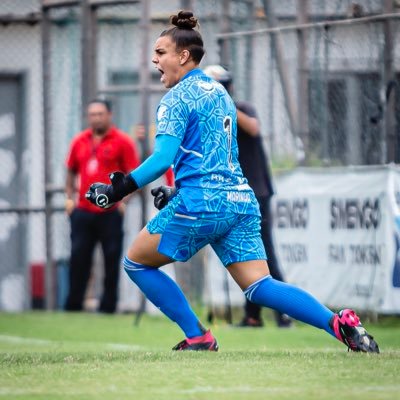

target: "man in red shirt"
[64,99,140,313]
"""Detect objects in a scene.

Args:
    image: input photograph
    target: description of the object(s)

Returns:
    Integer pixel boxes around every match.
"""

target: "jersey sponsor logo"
[236,183,251,190]
[157,105,168,121]
[211,174,227,183]
[198,81,216,91]
[226,191,251,203]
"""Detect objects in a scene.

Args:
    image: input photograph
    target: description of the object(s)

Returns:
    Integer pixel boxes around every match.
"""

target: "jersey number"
[223,116,234,171]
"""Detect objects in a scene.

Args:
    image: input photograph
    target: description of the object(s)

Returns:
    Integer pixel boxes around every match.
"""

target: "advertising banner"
[273,166,400,313]
[206,166,400,314]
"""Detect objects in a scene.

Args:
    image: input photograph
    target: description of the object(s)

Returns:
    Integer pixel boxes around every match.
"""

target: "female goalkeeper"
[86,10,378,353]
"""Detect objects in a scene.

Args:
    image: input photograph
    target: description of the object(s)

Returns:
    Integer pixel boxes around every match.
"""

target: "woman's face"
[152,35,184,89]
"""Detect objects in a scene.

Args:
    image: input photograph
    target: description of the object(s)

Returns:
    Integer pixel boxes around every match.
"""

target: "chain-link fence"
[218,0,400,168]
[1,0,400,313]
[0,0,222,313]
[0,0,44,311]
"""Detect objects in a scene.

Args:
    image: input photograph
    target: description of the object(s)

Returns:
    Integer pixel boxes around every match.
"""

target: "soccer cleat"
[276,314,293,328]
[329,309,379,353]
[172,330,219,351]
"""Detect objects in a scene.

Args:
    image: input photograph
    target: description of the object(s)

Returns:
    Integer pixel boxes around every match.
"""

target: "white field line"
[0,334,143,351]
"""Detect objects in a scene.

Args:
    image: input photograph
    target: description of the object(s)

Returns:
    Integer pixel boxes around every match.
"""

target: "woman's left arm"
[129,134,180,188]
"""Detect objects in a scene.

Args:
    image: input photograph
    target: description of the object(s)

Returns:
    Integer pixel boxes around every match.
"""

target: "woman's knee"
[227,260,270,290]
[126,228,172,267]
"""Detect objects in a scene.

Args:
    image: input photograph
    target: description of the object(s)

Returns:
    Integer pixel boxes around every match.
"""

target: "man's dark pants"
[65,208,123,313]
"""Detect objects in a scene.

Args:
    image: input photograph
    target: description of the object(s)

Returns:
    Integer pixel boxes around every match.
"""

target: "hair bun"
[170,10,198,30]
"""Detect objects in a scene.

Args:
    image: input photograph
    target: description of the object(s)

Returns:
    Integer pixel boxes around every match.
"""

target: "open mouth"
[157,68,164,80]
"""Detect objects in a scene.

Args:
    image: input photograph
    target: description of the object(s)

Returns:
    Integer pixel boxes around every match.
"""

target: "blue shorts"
[146,193,266,267]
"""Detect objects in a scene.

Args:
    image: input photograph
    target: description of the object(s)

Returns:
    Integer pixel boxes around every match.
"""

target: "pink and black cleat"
[330,309,379,353]
[172,330,219,351]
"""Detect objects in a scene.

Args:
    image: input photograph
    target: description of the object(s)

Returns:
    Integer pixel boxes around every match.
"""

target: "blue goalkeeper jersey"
[155,68,260,216]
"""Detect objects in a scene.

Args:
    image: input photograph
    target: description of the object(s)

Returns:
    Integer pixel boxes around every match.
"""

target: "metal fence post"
[41,3,55,310]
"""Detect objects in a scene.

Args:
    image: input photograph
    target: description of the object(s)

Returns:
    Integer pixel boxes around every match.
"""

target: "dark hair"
[88,98,112,112]
[160,10,204,64]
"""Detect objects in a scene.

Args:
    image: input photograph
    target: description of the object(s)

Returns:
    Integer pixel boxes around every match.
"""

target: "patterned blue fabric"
[147,192,266,266]
[156,68,260,216]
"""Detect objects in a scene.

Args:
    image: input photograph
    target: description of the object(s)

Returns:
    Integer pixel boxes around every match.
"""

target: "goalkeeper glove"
[150,185,176,210]
[85,172,138,209]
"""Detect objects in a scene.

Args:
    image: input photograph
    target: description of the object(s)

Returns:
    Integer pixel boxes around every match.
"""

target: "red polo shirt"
[66,126,140,213]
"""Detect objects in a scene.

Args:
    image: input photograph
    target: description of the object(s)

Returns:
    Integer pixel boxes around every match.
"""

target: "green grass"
[1,312,400,400]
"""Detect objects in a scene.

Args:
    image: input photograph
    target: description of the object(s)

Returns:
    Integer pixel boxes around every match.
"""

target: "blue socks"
[123,256,335,337]
[245,275,335,335]
[123,256,205,338]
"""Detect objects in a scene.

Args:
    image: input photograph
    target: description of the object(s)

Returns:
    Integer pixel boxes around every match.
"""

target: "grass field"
[1,311,400,400]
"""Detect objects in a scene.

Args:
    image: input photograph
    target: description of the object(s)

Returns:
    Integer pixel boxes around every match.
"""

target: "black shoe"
[330,309,379,353]
[236,317,264,328]
[172,330,219,351]
[277,314,293,328]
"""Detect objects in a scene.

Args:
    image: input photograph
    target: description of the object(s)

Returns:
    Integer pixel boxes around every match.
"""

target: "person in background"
[64,99,140,313]
[85,10,379,354]
[203,65,292,328]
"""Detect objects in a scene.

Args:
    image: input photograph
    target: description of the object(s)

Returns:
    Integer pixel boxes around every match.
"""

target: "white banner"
[206,165,400,314]
[273,165,400,313]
